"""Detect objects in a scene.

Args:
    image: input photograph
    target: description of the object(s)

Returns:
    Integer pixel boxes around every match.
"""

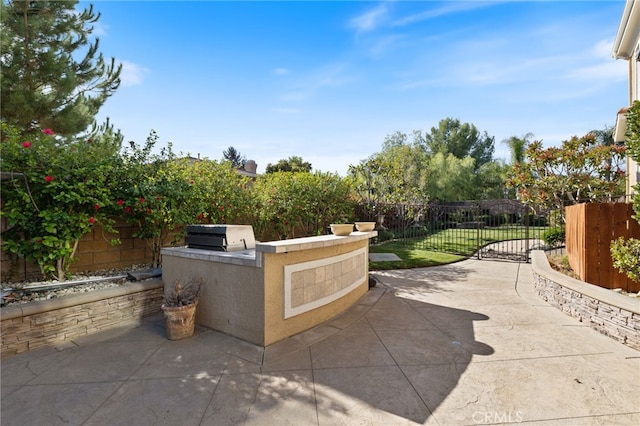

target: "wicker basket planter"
[161,300,198,340]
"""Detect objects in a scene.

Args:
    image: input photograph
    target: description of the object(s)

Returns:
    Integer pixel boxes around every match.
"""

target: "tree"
[381,131,409,150]
[348,140,429,205]
[477,160,510,200]
[502,133,534,165]
[586,125,620,183]
[0,0,121,136]
[265,156,312,173]
[505,134,627,217]
[587,125,615,147]
[423,152,477,201]
[222,146,246,169]
[420,118,495,169]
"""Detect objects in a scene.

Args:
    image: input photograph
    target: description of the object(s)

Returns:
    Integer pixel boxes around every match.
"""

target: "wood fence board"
[565,202,639,293]
[594,203,613,288]
[565,204,584,278]
[581,204,598,284]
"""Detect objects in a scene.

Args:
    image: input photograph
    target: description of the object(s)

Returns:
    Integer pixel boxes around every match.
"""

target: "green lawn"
[369,226,549,270]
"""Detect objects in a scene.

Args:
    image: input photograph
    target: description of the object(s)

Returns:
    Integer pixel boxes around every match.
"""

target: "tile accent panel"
[284,247,367,319]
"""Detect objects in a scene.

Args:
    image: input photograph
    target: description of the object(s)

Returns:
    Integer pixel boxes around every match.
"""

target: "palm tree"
[502,132,534,165]
[587,125,615,147]
[587,126,617,184]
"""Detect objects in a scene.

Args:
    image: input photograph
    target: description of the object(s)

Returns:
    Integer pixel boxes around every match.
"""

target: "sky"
[86,0,630,175]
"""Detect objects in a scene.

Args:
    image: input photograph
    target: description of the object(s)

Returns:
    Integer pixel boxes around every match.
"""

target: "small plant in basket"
[164,279,201,307]
[162,279,203,340]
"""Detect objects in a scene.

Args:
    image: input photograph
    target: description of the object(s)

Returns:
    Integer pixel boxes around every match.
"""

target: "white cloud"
[271,107,300,114]
[392,1,500,27]
[567,39,627,81]
[593,39,614,58]
[349,3,389,33]
[366,34,408,57]
[91,21,108,37]
[567,61,627,82]
[273,67,291,76]
[279,63,351,102]
[119,60,149,87]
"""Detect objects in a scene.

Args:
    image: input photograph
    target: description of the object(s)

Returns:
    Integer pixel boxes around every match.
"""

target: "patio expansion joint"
[459,351,616,365]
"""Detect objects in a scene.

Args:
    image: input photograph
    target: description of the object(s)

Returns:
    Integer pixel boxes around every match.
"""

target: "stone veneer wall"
[1,280,163,358]
[531,251,640,351]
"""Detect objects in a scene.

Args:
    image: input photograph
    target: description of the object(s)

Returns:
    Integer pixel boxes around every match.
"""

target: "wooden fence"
[565,203,640,293]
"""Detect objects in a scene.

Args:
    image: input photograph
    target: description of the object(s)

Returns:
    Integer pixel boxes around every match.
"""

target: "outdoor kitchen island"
[161,225,377,346]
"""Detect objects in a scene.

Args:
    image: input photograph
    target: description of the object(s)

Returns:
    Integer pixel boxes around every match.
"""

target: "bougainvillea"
[0,122,122,280]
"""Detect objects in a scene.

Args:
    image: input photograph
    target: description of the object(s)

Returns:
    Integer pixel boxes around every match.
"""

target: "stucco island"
[161,226,377,346]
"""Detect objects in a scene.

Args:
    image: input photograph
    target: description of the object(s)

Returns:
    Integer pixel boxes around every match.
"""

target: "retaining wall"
[531,251,640,351]
[0,279,163,358]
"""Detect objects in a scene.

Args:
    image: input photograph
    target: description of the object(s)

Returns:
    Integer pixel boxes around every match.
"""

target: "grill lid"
[185,225,256,252]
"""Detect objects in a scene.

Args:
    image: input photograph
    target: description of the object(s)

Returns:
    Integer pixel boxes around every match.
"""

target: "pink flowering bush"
[0,122,122,280]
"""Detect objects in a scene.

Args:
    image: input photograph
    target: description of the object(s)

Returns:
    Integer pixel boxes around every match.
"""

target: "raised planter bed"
[1,279,163,358]
[531,250,640,351]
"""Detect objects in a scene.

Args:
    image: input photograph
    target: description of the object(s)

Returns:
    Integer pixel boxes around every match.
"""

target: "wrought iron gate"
[358,200,561,262]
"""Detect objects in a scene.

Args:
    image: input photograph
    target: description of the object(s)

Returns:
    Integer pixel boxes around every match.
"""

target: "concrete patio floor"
[1,258,639,425]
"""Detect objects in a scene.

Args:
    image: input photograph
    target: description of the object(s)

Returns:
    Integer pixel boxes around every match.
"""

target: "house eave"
[613,0,640,59]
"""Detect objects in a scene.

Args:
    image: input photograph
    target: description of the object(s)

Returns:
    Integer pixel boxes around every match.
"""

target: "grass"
[369,226,550,270]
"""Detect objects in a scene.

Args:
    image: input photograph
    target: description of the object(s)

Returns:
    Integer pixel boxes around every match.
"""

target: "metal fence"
[356,200,564,262]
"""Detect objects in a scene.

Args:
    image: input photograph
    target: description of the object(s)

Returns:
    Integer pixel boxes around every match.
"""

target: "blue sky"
[88,0,629,175]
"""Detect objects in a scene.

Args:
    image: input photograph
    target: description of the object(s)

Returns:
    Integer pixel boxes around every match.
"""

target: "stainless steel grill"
[185,225,256,252]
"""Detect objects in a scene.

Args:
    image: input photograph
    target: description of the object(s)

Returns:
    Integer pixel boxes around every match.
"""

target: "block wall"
[1,220,161,283]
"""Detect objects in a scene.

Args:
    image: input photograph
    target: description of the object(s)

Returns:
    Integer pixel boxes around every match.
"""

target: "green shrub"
[542,227,565,246]
[611,237,640,282]
[251,171,355,241]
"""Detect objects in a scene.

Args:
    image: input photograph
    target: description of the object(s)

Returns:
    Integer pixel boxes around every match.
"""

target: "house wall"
[613,0,640,198]
[628,45,639,196]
